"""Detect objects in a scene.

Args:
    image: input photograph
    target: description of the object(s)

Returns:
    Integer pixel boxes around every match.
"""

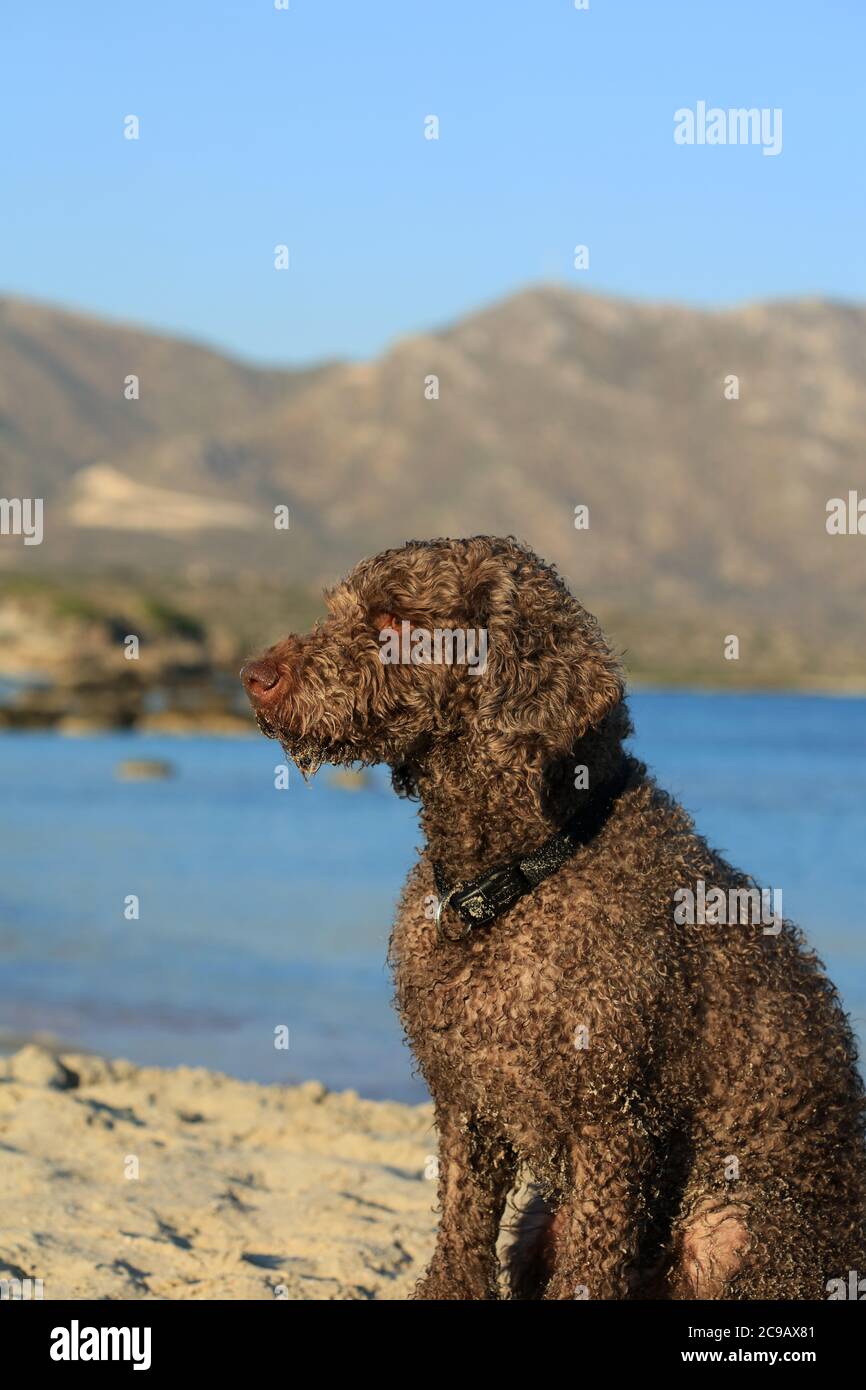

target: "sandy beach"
[0,1045,437,1300]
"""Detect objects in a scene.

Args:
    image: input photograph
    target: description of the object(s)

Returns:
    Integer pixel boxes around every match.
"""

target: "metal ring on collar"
[435,884,472,942]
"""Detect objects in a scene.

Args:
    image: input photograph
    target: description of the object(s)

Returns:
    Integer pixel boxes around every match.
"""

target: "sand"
[0,1045,437,1300]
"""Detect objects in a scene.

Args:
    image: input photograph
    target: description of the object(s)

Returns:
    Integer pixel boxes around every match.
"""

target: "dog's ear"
[467,544,624,764]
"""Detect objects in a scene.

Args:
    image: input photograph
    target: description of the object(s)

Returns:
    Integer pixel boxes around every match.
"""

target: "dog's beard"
[286,742,325,781]
[254,710,368,782]
[253,700,414,781]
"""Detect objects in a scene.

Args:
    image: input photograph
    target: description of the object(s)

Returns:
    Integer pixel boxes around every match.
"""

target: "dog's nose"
[240,659,282,702]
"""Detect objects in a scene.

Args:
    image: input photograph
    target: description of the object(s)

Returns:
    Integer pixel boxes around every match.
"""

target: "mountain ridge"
[1,285,864,641]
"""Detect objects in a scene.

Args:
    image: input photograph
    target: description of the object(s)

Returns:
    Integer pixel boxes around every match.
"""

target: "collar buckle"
[431,760,630,943]
[437,865,527,939]
[435,884,473,941]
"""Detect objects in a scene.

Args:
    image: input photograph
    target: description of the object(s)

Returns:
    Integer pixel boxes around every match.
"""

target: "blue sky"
[2,0,863,364]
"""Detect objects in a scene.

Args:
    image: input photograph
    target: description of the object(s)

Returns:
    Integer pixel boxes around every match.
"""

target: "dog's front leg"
[543,1123,651,1301]
[413,1106,515,1300]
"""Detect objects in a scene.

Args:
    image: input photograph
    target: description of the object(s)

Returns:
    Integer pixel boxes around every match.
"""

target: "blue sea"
[0,693,864,1103]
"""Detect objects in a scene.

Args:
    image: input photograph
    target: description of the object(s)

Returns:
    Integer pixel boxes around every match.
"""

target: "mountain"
[2,286,865,644]
[0,294,328,526]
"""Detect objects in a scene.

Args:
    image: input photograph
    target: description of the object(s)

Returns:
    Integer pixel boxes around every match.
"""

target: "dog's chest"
[392,871,597,1128]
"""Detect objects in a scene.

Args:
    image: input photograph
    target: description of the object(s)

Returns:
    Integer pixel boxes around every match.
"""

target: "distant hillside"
[0,294,327,504]
[1,286,865,677]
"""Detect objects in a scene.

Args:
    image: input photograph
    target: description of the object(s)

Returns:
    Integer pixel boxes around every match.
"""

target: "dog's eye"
[372,612,400,634]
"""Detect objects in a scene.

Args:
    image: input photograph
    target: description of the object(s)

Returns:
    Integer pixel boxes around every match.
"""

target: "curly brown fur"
[242,535,866,1300]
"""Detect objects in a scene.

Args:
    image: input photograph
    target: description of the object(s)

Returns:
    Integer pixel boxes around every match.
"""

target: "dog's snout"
[240,658,282,703]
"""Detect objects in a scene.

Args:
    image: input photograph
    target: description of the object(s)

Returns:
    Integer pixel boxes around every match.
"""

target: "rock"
[135,712,254,735]
[58,716,115,736]
[326,768,373,791]
[115,758,175,781]
[8,1045,78,1090]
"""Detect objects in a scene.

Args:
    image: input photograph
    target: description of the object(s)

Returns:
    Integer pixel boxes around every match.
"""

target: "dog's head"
[241,536,626,781]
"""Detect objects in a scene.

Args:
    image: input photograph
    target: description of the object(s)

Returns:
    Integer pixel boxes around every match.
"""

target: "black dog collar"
[432,764,629,942]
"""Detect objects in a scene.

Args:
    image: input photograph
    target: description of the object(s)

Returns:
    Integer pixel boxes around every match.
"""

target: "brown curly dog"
[241,535,866,1300]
